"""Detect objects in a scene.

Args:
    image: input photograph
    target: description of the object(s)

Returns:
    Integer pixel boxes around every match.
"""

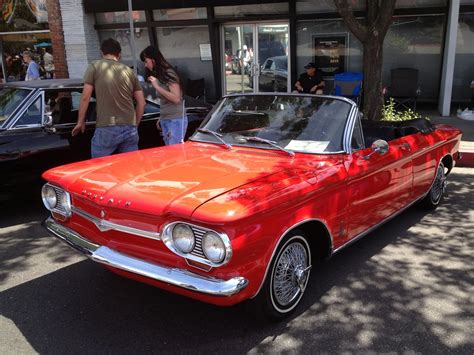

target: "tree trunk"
[334,0,396,121]
[363,38,384,120]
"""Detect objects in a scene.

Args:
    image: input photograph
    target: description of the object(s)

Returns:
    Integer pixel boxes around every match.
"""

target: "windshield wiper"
[197,128,232,149]
[237,136,295,157]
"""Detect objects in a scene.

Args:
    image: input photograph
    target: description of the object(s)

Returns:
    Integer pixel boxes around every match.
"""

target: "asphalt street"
[0,168,473,354]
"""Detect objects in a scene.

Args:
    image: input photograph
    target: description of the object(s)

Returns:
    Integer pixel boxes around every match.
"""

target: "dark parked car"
[259,55,288,92]
[0,79,211,195]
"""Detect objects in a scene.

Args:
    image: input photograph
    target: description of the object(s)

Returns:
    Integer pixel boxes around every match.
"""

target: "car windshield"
[0,88,31,127]
[192,95,352,154]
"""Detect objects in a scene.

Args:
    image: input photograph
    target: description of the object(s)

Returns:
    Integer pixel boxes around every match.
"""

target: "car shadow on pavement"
[0,170,472,353]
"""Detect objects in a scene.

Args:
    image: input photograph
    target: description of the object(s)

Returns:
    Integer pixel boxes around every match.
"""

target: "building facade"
[1,0,473,115]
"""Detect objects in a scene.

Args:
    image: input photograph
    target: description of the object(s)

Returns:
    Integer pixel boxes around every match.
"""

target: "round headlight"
[41,184,57,210]
[59,191,72,215]
[202,232,226,264]
[172,224,195,254]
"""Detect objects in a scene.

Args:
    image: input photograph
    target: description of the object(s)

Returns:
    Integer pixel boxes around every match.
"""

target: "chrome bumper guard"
[44,217,248,297]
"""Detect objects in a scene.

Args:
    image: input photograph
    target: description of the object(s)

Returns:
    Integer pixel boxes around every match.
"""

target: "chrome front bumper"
[44,217,248,297]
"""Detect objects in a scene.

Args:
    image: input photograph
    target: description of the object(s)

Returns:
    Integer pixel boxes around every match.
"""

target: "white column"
[438,0,460,116]
[60,0,101,79]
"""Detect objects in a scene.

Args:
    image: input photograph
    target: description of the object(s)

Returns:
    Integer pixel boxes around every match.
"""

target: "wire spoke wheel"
[271,236,311,311]
[420,161,448,210]
[430,163,447,204]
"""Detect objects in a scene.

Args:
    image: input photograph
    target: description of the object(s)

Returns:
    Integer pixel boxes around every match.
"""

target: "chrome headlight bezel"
[41,183,72,218]
[161,221,232,268]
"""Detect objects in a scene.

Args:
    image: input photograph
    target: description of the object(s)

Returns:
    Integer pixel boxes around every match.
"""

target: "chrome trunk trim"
[44,217,248,297]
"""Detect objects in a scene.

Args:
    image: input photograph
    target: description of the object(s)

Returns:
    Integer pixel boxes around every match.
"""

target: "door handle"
[398,143,411,151]
[1,149,22,160]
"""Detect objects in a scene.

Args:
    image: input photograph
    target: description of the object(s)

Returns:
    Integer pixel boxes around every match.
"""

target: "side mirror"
[42,114,56,133]
[43,114,53,128]
[362,139,389,160]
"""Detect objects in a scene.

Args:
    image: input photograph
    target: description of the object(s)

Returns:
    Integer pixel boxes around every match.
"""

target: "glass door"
[223,24,254,95]
[257,24,289,93]
[222,23,289,95]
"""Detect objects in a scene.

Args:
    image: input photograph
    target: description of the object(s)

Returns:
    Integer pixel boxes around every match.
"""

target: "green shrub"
[381,98,427,121]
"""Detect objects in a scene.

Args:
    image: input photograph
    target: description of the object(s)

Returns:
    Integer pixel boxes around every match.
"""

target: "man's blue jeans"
[160,116,188,145]
[91,125,139,158]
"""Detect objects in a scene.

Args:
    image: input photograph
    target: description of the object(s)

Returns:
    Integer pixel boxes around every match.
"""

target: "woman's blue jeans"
[160,116,188,145]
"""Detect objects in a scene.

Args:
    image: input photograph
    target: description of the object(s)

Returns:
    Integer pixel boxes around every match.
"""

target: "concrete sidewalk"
[428,113,474,168]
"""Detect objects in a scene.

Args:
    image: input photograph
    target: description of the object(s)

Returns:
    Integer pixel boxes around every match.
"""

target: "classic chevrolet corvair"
[41,94,462,320]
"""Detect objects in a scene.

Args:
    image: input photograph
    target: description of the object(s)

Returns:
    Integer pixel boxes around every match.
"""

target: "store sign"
[313,34,348,76]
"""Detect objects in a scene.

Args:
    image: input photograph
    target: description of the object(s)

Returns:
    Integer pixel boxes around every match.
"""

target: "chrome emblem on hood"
[81,190,131,207]
[100,210,106,218]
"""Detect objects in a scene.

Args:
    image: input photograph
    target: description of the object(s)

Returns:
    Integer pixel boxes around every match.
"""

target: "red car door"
[345,138,413,240]
[401,132,438,199]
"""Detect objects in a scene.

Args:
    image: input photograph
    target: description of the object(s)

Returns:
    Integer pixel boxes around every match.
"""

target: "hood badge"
[100,210,106,218]
[81,190,131,208]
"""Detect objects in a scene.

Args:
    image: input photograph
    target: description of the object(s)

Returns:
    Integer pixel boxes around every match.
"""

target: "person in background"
[72,38,145,158]
[42,48,55,79]
[22,51,40,81]
[140,45,187,145]
[294,62,325,94]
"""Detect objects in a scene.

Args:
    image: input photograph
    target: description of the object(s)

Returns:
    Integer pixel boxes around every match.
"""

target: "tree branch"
[334,0,368,42]
[374,0,396,38]
[367,0,378,27]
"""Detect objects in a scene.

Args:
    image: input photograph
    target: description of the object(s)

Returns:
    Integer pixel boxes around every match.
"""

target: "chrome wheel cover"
[431,164,446,204]
[272,239,310,308]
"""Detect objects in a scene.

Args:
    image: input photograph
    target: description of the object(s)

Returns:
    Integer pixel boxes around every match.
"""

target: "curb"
[457,151,474,168]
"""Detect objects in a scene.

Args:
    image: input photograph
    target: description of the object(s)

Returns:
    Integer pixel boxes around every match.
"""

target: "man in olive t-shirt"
[72,38,145,158]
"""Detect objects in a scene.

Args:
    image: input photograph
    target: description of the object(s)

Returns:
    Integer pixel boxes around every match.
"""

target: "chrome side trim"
[44,217,248,297]
[72,206,161,241]
[252,218,333,299]
[332,196,423,255]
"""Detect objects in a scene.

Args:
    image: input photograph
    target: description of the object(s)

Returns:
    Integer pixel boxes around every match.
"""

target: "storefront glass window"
[155,26,216,101]
[453,13,474,103]
[395,0,447,8]
[382,15,445,100]
[1,32,51,82]
[215,3,289,18]
[296,20,363,93]
[152,8,207,21]
[95,11,145,25]
[296,0,365,14]
[0,0,49,31]
[97,28,150,70]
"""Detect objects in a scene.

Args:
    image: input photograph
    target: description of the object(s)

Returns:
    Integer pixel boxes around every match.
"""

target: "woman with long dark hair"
[140,46,187,145]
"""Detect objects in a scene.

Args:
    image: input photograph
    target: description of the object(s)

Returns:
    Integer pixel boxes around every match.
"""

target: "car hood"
[43,142,326,218]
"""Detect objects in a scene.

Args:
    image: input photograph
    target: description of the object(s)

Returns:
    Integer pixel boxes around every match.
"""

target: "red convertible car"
[42,94,462,320]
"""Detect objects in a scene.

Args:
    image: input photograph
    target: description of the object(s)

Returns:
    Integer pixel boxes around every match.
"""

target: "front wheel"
[249,230,312,321]
[421,161,447,210]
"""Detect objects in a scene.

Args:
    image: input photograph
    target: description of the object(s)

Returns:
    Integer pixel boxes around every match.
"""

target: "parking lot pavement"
[0,168,473,354]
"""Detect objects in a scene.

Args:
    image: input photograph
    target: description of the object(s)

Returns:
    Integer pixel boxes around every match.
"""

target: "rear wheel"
[421,162,447,210]
[250,230,312,321]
